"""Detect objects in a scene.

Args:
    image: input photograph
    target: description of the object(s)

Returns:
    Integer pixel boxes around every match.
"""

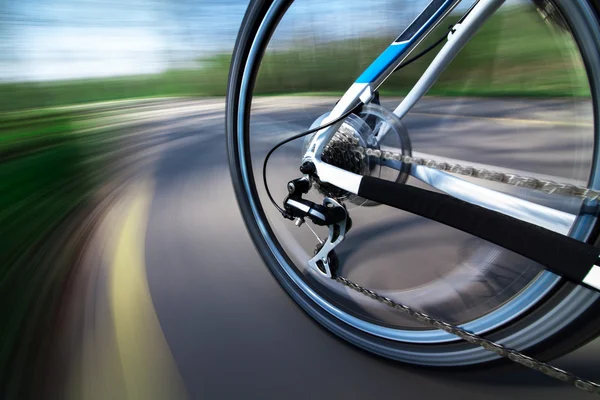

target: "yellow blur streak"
[110,181,187,400]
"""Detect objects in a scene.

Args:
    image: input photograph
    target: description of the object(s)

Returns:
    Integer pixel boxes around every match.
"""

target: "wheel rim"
[233,0,600,364]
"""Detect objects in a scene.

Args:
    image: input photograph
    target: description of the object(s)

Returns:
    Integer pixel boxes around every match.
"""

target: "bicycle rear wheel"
[226,0,600,366]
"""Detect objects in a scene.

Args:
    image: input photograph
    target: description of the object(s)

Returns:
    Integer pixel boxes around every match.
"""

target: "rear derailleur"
[283,174,351,278]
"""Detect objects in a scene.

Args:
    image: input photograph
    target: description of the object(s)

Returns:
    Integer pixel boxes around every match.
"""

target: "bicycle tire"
[226,0,600,366]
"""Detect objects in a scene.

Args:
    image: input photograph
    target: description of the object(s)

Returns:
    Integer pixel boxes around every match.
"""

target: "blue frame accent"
[355,0,456,84]
[355,43,410,84]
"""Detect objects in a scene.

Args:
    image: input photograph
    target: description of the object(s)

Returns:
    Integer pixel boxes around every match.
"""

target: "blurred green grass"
[0,109,124,398]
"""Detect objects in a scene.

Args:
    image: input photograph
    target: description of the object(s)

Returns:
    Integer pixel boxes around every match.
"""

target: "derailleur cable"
[262,102,363,217]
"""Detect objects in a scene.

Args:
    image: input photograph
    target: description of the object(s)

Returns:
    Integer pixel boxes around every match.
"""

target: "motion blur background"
[0,0,596,399]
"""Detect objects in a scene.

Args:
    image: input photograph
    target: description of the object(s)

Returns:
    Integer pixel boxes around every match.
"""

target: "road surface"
[55,97,600,399]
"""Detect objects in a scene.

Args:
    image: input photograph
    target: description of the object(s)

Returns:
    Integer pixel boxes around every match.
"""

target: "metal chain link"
[334,274,600,395]
[359,147,600,201]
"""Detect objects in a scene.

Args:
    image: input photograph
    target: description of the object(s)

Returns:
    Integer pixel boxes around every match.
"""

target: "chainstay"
[334,275,600,395]
[357,147,600,201]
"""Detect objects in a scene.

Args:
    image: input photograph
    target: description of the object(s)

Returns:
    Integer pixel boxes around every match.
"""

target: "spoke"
[408,164,574,234]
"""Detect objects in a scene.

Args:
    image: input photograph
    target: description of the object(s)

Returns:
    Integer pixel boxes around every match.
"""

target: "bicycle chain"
[312,129,600,393]
[334,275,600,395]
[321,143,600,394]
[360,147,600,201]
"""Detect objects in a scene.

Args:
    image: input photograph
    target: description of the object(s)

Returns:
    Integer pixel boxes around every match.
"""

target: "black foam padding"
[358,176,600,284]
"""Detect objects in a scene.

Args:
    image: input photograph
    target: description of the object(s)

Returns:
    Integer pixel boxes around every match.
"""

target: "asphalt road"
[59,97,600,399]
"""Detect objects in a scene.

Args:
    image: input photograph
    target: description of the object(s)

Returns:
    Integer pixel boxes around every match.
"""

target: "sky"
[0,0,520,82]
[1,0,247,81]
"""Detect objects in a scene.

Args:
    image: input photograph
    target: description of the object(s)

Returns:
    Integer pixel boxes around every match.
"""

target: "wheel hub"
[303,104,412,204]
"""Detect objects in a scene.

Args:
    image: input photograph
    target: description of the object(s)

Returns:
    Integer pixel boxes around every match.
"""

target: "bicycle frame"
[303,0,505,194]
[297,0,600,291]
[301,0,560,236]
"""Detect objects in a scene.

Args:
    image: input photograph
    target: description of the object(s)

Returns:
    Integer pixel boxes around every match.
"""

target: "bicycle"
[226,0,600,393]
